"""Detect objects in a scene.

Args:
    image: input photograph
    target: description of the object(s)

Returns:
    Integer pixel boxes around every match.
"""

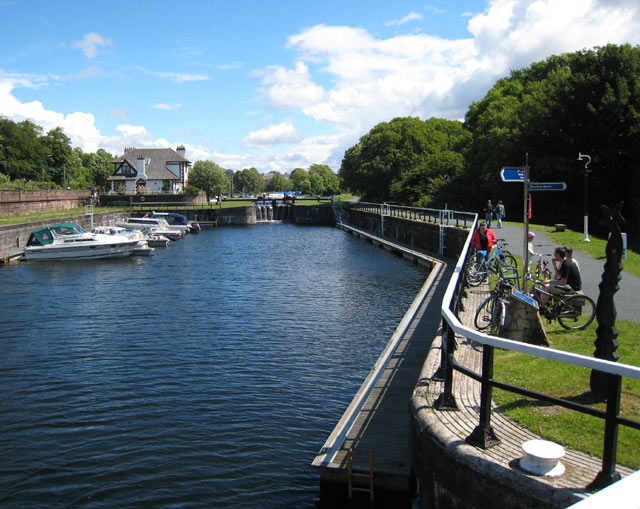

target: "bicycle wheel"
[535,264,552,280]
[490,299,507,336]
[474,295,495,330]
[466,262,488,287]
[558,294,596,330]
[499,251,518,269]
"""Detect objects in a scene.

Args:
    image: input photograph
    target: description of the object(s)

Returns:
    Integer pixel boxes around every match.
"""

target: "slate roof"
[110,148,190,181]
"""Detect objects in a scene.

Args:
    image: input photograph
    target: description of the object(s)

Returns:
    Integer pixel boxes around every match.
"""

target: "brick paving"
[415,281,634,500]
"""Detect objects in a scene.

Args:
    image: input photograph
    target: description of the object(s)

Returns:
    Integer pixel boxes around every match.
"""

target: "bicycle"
[466,243,519,288]
[528,278,596,330]
[528,252,553,281]
[474,279,513,334]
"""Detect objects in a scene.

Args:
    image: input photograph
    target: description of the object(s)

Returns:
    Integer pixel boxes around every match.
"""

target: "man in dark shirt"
[539,246,582,307]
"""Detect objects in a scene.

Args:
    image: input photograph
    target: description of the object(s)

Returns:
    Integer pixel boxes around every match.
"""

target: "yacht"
[92,226,155,256]
[22,223,138,261]
[115,215,187,234]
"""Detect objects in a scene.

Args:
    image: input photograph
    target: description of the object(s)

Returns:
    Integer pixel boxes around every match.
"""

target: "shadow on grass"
[496,390,606,413]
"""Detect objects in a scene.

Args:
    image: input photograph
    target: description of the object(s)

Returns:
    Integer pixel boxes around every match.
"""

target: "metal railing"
[348,202,475,228]
[438,215,640,490]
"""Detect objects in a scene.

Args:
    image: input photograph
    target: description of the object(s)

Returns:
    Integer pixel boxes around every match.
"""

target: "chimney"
[137,155,147,180]
[176,145,186,158]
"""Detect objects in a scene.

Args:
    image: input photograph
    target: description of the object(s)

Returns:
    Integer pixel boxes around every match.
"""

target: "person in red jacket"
[471,222,497,262]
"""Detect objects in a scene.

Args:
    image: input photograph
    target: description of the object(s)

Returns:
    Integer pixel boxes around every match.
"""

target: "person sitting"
[471,222,497,263]
[538,246,582,309]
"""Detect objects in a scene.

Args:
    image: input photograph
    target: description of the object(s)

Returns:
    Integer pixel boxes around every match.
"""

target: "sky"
[1,0,640,173]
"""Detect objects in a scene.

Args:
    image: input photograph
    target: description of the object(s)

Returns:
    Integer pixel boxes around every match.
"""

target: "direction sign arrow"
[500,167,525,182]
[529,182,567,191]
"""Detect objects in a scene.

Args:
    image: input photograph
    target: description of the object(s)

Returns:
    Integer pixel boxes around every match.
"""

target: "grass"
[493,319,640,469]
[490,233,640,468]
[505,221,640,278]
[0,206,125,226]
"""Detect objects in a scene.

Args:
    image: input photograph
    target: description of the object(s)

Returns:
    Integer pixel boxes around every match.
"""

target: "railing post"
[433,321,458,410]
[466,345,500,448]
[588,374,623,490]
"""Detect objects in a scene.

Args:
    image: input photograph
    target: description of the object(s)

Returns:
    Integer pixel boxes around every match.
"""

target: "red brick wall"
[0,190,92,217]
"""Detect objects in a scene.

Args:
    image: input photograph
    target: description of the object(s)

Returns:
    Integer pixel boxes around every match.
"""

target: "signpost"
[529,182,567,191]
[499,162,567,291]
[500,167,525,182]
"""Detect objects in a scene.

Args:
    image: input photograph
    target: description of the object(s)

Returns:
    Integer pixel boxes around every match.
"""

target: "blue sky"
[2,0,640,172]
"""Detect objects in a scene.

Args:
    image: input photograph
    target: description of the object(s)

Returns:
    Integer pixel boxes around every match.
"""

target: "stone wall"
[0,190,92,217]
[347,209,469,259]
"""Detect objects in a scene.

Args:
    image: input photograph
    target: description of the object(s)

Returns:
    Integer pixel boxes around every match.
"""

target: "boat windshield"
[51,224,87,236]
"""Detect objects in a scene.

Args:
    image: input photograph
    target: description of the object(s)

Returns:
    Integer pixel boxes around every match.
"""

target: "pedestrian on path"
[471,222,497,262]
[484,200,494,227]
[495,200,505,228]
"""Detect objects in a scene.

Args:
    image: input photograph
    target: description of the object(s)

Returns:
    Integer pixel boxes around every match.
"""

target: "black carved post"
[590,202,624,398]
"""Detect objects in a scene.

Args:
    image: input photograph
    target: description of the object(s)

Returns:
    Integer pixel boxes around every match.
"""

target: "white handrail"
[440,216,640,380]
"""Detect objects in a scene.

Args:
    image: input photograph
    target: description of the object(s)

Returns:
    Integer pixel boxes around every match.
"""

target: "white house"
[108,146,191,193]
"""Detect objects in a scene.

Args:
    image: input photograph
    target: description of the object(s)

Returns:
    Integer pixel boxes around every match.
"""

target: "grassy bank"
[493,319,640,468]
[506,221,640,277]
[0,207,125,226]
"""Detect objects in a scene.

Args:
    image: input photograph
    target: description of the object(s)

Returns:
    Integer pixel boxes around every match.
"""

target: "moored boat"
[22,223,138,261]
[92,226,155,256]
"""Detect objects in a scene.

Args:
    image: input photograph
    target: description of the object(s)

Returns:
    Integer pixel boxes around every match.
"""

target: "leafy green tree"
[290,168,311,194]
[0,117,46,180]
[264,171,290,192]
[233,167,264,195]
[464,44,640,228]
[308,164,340,195]
[189,160,229,200]
[340,116,469,205]
[40,127,72,186]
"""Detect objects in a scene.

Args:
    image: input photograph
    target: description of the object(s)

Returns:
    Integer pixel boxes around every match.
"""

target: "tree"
[340,116,469,205]
[264,171,290,192]
[40,127,72,186]
[464,44,640,229]
[233,167,264,195]
[308,164,340,195]
[290,168,311,194]
[189,160,229,200]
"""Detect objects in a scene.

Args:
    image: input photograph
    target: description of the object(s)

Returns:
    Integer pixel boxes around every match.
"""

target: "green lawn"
[0,206,125,226]
[491,230,640,469]
[493,319,640,469]
[505,221,640,277]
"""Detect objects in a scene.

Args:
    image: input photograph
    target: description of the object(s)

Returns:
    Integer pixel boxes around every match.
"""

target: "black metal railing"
[438,216,640,490]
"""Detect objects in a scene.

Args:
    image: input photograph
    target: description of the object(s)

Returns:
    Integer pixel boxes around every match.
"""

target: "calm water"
[0,224,427,508]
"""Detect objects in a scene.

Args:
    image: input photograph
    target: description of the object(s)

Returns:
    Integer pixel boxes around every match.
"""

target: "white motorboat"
[22,223,138,261]
[150,211,200,233]
[92,226,155,256]
[115,215,189,234]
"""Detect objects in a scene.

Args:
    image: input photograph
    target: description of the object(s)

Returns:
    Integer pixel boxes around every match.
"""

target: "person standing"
[471,222,497,262]
[484,200,494,227]
[495,200,505,228]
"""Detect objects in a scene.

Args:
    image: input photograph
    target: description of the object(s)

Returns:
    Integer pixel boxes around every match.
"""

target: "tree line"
[187,162,340,201]
[339,44,640,234]
[0,116,341,199]
[0,118,113,190]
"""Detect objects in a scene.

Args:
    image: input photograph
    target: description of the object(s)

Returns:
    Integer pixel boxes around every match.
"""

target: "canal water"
[0,224,428,508]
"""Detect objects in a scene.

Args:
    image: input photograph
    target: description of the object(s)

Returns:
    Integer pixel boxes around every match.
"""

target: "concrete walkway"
[492,223,640,323]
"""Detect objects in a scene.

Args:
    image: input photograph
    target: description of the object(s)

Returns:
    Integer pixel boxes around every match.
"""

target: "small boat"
[92,226,155,256]
[22,223,138,261]
[115,216,187,235]
[149,211,200,233]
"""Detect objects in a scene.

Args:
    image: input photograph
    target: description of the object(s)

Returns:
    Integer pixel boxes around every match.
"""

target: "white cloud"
[256,61,325,108]
[152,103,182,110]
[242,122,303,147]
[385,12,424,26]
[71,33,112,59]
